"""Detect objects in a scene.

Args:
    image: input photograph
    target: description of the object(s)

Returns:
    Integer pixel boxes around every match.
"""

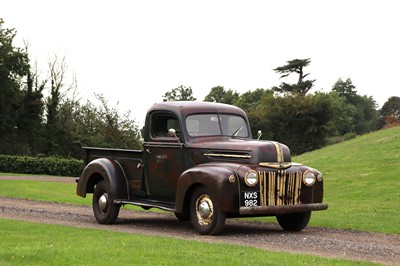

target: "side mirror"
[168,128,176,137]
[257,130,262,140]
[168,128,182,146]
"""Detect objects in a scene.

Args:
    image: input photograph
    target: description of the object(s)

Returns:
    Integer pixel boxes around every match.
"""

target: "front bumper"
[239,203,328,216]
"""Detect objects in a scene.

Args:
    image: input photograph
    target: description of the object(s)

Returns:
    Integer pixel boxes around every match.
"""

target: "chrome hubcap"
[199,201,211,219]
[196,194,213,225]
[99,194,108,212]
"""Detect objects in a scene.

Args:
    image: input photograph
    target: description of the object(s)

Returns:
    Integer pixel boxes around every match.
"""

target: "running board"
[114,199,175,212]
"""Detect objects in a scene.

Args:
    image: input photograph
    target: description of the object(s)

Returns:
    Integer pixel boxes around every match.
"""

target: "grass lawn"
[0,179,87,205]
[293,126,400,234]
[0,219,376,266]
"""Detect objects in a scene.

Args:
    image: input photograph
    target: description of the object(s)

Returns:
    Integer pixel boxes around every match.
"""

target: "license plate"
[241,191,260,207]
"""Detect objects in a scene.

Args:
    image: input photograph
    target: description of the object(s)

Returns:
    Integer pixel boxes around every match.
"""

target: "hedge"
[0,155,84,177]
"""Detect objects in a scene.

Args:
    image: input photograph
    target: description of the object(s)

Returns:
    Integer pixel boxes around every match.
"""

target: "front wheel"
[174,211,190,221]
[276,211,311,231]
[190,187,226,235]
[93,180,120,224]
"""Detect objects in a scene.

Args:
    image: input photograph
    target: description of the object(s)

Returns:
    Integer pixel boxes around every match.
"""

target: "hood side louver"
[204,151,251,162]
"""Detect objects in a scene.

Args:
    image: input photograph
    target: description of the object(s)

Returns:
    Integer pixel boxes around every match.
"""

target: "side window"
[151,114,180,138]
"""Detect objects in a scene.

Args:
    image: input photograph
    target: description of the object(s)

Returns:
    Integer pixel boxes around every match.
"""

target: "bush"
[326,132,357,146]
[0,155,83,177]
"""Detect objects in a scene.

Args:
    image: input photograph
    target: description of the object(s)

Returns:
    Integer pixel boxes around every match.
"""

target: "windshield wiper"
[232,126,244,137]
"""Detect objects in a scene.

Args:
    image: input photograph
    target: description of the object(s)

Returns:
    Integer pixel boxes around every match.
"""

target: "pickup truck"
[76,101,328,235]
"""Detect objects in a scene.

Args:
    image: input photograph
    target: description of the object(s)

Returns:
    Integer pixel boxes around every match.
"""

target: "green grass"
[0,179,157,212]
[293,126,400,233]
[0,179,88,205]
[0,219,376,266]
[0,172,32,176]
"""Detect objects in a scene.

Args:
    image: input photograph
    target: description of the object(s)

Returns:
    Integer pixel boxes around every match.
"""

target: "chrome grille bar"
[259,170,302,206]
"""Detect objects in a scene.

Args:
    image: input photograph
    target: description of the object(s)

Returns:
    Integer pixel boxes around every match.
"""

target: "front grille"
[259,170,302,206]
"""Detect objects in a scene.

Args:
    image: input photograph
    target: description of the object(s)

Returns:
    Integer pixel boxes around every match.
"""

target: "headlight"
[303,170,316,186]
[244,170,258,187]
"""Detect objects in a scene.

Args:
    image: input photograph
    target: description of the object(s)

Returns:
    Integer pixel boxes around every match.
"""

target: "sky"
[3,0,400,124]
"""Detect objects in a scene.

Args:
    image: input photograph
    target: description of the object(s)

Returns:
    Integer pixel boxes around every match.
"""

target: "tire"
[190,187,226,235]
[92,180,120,224]
[276,211,311,231]
[174,211,190,221]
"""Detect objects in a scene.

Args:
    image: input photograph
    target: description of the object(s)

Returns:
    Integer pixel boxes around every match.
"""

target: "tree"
[0,19,143,158]
[68,94,141,156]
[315,91,356,137]
[379,96,400,128]
[163,85,196,101]
[254,94,333,154]
[0,19,30,154]
[43,55,68,155]
[331,78,378,134]
[51,92,142,159]
[204,86,238,104]
[16,46,45,155]
[234,88,273,111]
[272,58,315,96]
[381,96,400,118]
[332,78,357,104]
[380,96,400,128]
[352,95,378,134]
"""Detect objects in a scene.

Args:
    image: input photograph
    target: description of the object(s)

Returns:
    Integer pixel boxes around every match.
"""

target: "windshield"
[185,114,249,138]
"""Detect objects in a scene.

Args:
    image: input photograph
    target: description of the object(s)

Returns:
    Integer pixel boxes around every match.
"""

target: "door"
[144,112,187,199]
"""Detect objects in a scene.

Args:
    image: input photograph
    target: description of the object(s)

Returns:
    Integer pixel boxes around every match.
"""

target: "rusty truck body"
[76,101,328,235]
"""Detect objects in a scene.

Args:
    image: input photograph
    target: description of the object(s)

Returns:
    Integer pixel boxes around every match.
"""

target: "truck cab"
[76,101,328,235]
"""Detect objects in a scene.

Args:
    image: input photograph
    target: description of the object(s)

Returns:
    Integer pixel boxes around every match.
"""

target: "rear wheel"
[93,180,120,224]
[190,187,226,235]
[276,211,311,231]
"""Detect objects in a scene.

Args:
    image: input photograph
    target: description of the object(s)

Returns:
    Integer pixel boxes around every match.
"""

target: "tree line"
[1,19,399,159]
[0,19,141,159]
[164,59,400,155]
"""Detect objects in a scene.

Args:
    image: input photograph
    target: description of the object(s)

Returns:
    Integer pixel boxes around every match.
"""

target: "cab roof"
[147,101,247,117]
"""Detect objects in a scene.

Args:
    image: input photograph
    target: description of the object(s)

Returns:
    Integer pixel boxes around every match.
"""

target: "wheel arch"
[76,158,129,200]
[176,182,204,217]
[175,163,240,214]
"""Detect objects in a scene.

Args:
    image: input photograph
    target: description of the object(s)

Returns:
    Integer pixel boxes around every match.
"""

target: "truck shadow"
[113,212,304,237]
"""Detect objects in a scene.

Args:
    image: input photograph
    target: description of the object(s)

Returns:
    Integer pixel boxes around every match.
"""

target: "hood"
[189,138,292,168]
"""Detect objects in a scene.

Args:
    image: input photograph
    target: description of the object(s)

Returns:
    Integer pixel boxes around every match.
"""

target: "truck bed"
[84,147,143,164]
[83,147,145,194]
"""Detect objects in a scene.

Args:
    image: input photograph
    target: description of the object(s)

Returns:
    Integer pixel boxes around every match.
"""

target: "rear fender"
[175,164,240,214]
[76,158,129,200]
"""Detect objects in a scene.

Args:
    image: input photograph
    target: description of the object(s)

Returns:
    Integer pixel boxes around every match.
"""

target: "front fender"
[175,163,241,213]
[76,158,129,200]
